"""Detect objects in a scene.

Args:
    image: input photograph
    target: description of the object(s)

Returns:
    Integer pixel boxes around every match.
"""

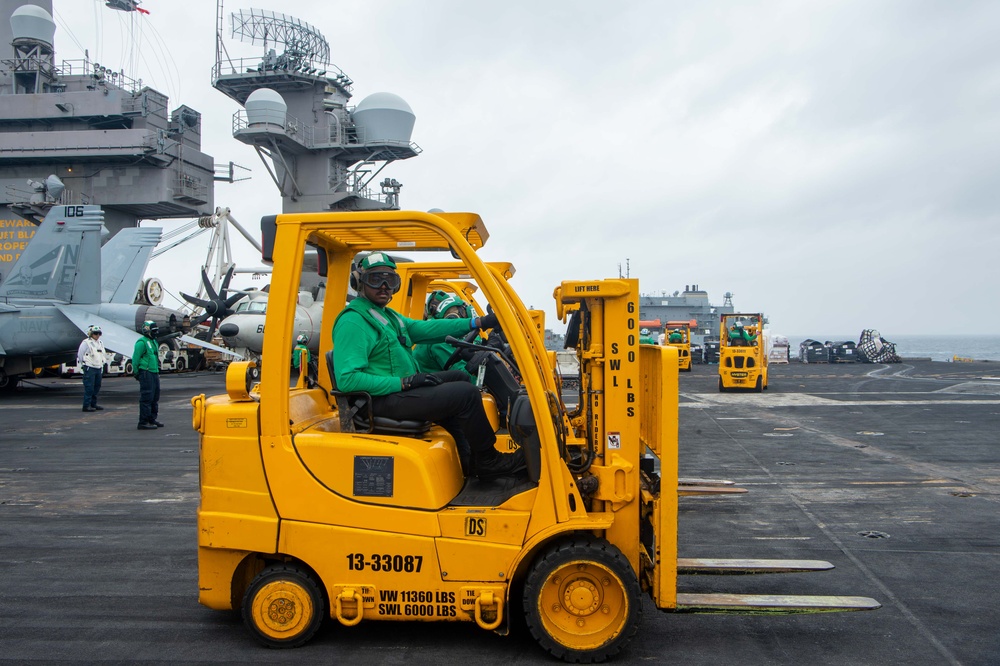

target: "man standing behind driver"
[414,291,479,379]
[332,253,524,480]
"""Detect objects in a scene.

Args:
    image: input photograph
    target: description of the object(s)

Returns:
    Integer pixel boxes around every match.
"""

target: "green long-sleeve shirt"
[332,297,473,396]
[292,343,310,369]
[132,336,160,373]
[413,338,478,379]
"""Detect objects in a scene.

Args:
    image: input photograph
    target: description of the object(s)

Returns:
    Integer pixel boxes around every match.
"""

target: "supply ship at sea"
[637,283,735,345]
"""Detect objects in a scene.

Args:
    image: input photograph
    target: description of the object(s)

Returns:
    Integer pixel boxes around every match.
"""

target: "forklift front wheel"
[242,563,326,648]
[523,537,641,662]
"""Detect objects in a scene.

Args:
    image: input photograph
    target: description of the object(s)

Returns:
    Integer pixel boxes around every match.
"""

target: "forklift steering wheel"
[443,329,481,370]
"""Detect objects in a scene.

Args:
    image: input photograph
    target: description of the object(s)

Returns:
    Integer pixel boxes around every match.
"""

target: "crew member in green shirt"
[414,291,478,379]
[133,319,162,430]
[292,334,310,370]
[332,253,524,480]
[728,322,756,346]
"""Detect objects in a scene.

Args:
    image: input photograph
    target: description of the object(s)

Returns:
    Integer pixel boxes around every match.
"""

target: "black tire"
[754,376,763,393]
[0,372,19,392]
[522,536,641,663]
[242,563,326,649]
[176,357,186,372]
[125,361,133,376]
[718,377,726,393]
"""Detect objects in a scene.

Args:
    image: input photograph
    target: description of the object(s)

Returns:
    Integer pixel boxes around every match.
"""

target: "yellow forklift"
[718,312,768,392]
[192,211,876,662]
[662,319,697,372]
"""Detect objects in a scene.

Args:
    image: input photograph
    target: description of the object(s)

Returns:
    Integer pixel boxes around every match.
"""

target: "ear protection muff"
[349,257,363,291]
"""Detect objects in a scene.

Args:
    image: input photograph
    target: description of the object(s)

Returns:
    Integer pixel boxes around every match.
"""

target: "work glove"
[401,372,442,391]
[477,312,500,330]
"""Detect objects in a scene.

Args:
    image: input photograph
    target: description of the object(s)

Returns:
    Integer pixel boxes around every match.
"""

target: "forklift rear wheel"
[242,563,325,648]
[718,377,725,393]
[523,536,641,663]
[755,376,763,393]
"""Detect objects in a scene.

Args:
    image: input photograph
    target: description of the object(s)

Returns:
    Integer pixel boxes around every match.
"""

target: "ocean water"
[782,334,1000,362]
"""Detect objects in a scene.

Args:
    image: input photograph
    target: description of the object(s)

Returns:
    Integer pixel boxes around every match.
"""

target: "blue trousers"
[82,365,102,409]
[137,370,160,424]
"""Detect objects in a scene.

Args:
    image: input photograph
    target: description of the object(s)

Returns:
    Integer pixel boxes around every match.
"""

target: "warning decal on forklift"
[353,456,394,497]
[607,432,621,449]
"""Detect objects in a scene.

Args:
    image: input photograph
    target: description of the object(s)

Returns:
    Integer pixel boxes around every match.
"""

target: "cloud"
[52,0,1000,336]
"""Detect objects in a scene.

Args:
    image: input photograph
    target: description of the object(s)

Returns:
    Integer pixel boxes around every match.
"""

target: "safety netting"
[857,329,900,363]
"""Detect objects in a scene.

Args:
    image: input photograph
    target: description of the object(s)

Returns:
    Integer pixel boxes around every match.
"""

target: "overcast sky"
[52,1,1000,337]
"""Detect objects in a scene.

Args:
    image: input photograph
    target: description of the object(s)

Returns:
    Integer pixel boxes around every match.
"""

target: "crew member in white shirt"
[77,325,107,412]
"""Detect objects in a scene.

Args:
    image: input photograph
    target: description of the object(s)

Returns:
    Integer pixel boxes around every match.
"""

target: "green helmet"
[429,293,471,320]
[359,252,396,272]
[424,290,451,319]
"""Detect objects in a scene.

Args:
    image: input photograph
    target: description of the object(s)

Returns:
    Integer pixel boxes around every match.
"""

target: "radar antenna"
[230,8,330,65]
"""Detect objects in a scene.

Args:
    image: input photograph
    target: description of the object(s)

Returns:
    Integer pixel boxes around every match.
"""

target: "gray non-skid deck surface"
[1,362,997,664]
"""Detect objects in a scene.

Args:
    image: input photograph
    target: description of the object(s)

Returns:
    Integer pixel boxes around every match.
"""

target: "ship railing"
[56,59,143,95]
[4,184,90,207]
[232,109,316,149]
[173,172,210,204]
[212,56,351,93]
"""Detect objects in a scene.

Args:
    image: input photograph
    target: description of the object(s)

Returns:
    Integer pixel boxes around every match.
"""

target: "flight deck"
[1,361,997,664]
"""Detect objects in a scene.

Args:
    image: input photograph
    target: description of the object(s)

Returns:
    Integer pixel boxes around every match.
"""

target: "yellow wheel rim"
[250,580,316,640]
[536,559,630,651]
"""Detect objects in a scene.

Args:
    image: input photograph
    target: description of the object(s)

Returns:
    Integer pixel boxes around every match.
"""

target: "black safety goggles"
[361,271,401,291]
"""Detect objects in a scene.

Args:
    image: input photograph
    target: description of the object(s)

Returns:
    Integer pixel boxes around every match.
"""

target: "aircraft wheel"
[0,371,19,392]
[242,563,325,649]
[523,535,641,662]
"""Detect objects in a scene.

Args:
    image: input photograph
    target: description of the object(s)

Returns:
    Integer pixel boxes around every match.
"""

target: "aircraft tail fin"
[0,205,105,303]
[101,227,163,304]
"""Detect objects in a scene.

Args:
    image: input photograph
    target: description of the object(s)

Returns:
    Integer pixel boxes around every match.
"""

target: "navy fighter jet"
[0,205,233,391]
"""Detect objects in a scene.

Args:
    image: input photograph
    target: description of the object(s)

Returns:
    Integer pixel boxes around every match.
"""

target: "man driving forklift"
[332,253,525,480]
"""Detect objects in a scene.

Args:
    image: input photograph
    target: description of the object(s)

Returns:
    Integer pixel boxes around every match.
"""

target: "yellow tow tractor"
[662,319,697,372]
[191,211,876,662]
[718,312,768,392]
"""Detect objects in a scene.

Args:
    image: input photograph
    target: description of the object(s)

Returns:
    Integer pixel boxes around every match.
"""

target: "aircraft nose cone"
[219,323,239,338]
